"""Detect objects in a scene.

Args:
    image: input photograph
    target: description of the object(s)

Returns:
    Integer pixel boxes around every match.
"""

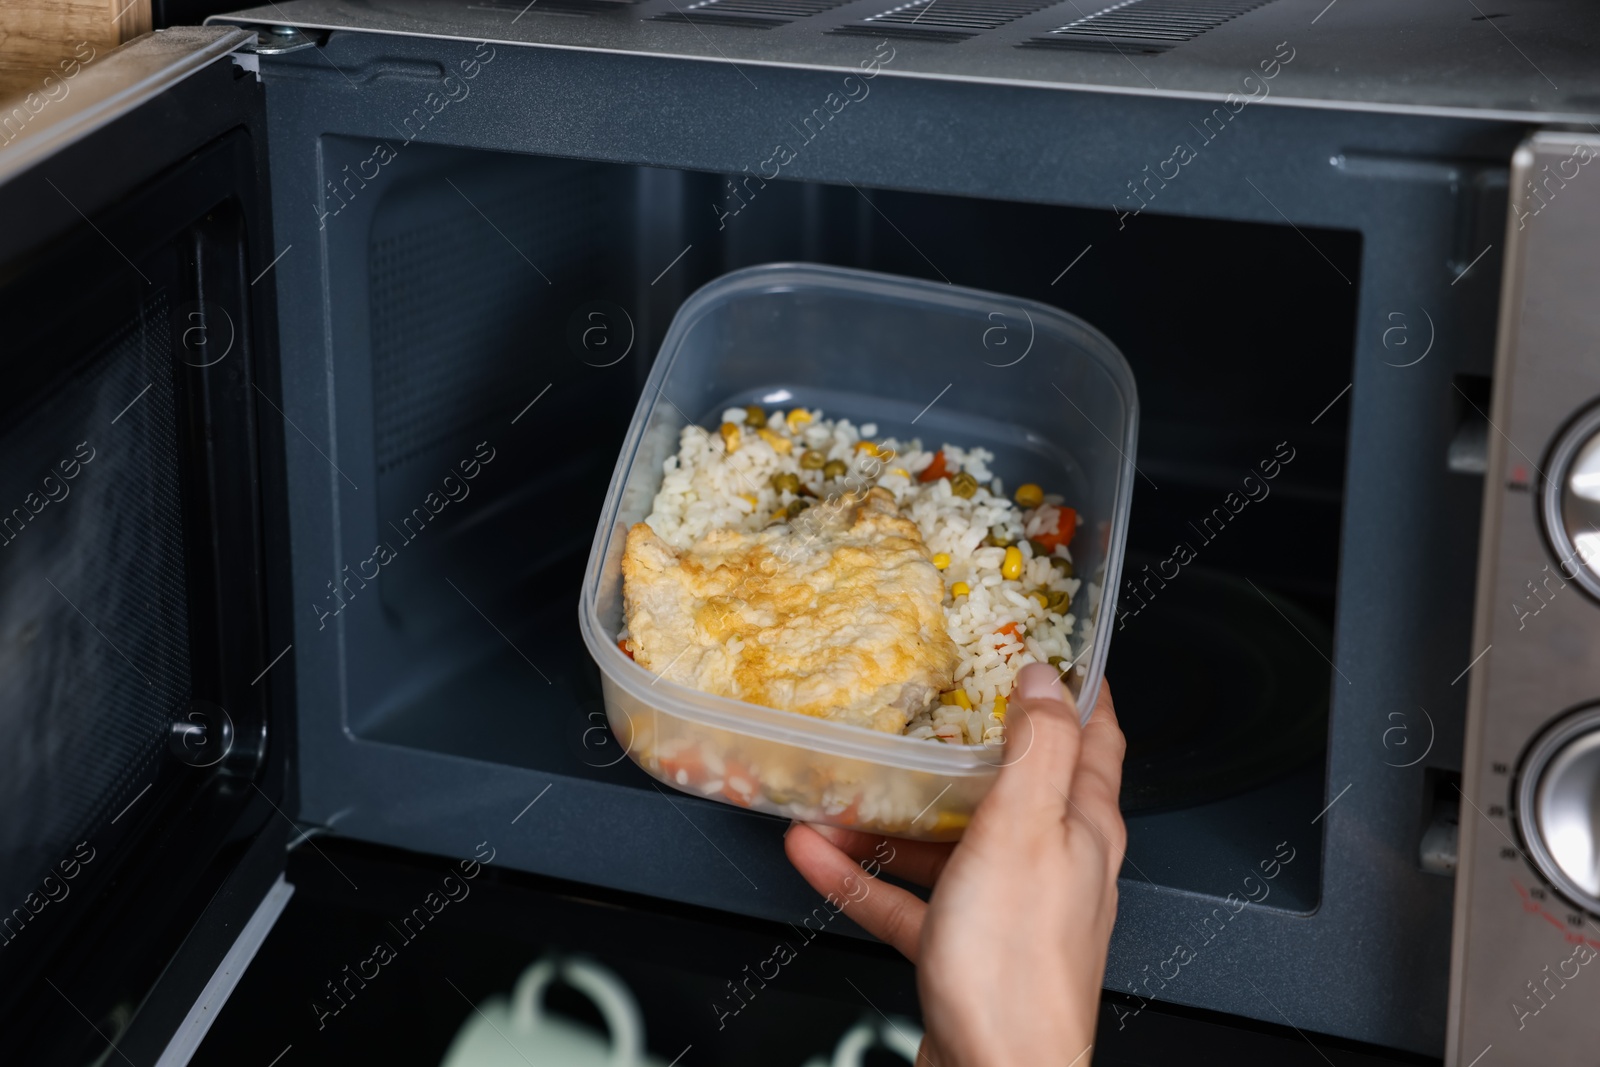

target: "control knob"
[1542,404,1600,600]
[1518,705,1600,915]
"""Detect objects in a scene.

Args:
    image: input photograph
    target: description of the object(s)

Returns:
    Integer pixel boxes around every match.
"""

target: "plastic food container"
[580,264,1137,840]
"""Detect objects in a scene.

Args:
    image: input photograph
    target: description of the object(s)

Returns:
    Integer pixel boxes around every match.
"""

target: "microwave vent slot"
[830,0,1063,42]
[654,0,851,27]
[1021,0,1271,53]
[369,166,609,477]
[467,0,643,15]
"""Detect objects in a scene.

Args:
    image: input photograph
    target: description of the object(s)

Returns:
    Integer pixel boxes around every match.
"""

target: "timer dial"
[1543,403,1600,601]
[1519,705,1600,914]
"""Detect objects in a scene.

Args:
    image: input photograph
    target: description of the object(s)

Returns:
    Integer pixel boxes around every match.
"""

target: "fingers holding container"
[976,663,1126,882]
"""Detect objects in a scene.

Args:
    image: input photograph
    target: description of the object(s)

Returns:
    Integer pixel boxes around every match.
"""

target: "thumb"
[980,662,1083,828]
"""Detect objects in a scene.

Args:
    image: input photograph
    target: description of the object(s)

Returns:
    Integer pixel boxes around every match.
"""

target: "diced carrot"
[617,638,634,660]
[836,797,862,826]
[918,450,949,482]
[1032,506,1078,552]
[995,621,1025,659]
[721,760,759,807]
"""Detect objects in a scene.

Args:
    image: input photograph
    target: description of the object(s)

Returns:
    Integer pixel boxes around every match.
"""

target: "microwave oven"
[1,2,1597,1063]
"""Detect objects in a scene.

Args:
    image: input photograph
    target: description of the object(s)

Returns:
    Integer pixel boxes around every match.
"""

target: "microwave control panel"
[1448,132,1600,1066]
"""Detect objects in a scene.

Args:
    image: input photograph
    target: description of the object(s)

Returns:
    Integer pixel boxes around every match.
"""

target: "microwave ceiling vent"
[654,0,851,27]
[1022,0,1272,53]
[467,0,645,16]
[830,0,1062,42]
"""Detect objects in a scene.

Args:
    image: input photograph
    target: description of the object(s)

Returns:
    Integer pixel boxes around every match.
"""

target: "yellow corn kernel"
[757,427,792,454]
[719,421,741,452]
[940,688,972,710]
[1014,482,1044,508]
[1030,590,1050,609]
[932,811,970,832]
[1001,545,1024,580]
[854,440,879,456]
[951,581,970,597]
[993,693,1007,720]
[891,468,910,478]
[932,552,951,570]
[786,408,812,433]
[738,493,758,508]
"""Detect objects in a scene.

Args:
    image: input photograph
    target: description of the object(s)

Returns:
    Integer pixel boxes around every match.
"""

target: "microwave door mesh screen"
[0,294,192,912]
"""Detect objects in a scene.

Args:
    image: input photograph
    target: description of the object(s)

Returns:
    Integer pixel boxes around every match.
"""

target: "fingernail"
[1015,661,1073,708]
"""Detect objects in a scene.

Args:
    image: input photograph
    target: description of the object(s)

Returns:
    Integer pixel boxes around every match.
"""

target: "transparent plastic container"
[580,264,1138,840]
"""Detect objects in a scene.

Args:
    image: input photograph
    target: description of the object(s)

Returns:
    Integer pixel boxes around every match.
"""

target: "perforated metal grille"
[871,0,1048,28]
[654,0,851,27]
[831,0,1061,39]
[465,0,642,15]
[369,164,610,477]
[0,293,192,910]
[1024,0,1271,52]
[365,155,633,638]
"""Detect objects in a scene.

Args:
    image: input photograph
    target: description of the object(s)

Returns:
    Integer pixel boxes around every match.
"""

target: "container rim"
[579,262,1138,771]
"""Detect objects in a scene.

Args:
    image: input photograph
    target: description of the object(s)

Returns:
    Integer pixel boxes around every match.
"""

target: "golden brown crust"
[621,489,959,732]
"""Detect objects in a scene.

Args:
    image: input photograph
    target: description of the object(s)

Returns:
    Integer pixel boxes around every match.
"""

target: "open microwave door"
[0,26,298,1066]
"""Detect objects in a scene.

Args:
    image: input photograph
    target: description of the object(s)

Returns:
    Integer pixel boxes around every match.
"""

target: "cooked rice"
[635,407,1085,746]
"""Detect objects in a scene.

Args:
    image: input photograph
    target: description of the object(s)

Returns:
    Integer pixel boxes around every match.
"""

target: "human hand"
[784,663,1126,1067]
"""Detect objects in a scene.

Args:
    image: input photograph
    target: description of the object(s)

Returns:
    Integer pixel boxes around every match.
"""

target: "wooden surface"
[0,0,153,104]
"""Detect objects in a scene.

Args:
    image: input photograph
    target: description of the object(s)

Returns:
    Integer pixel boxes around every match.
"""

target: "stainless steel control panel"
[1449,132,1600,1066]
